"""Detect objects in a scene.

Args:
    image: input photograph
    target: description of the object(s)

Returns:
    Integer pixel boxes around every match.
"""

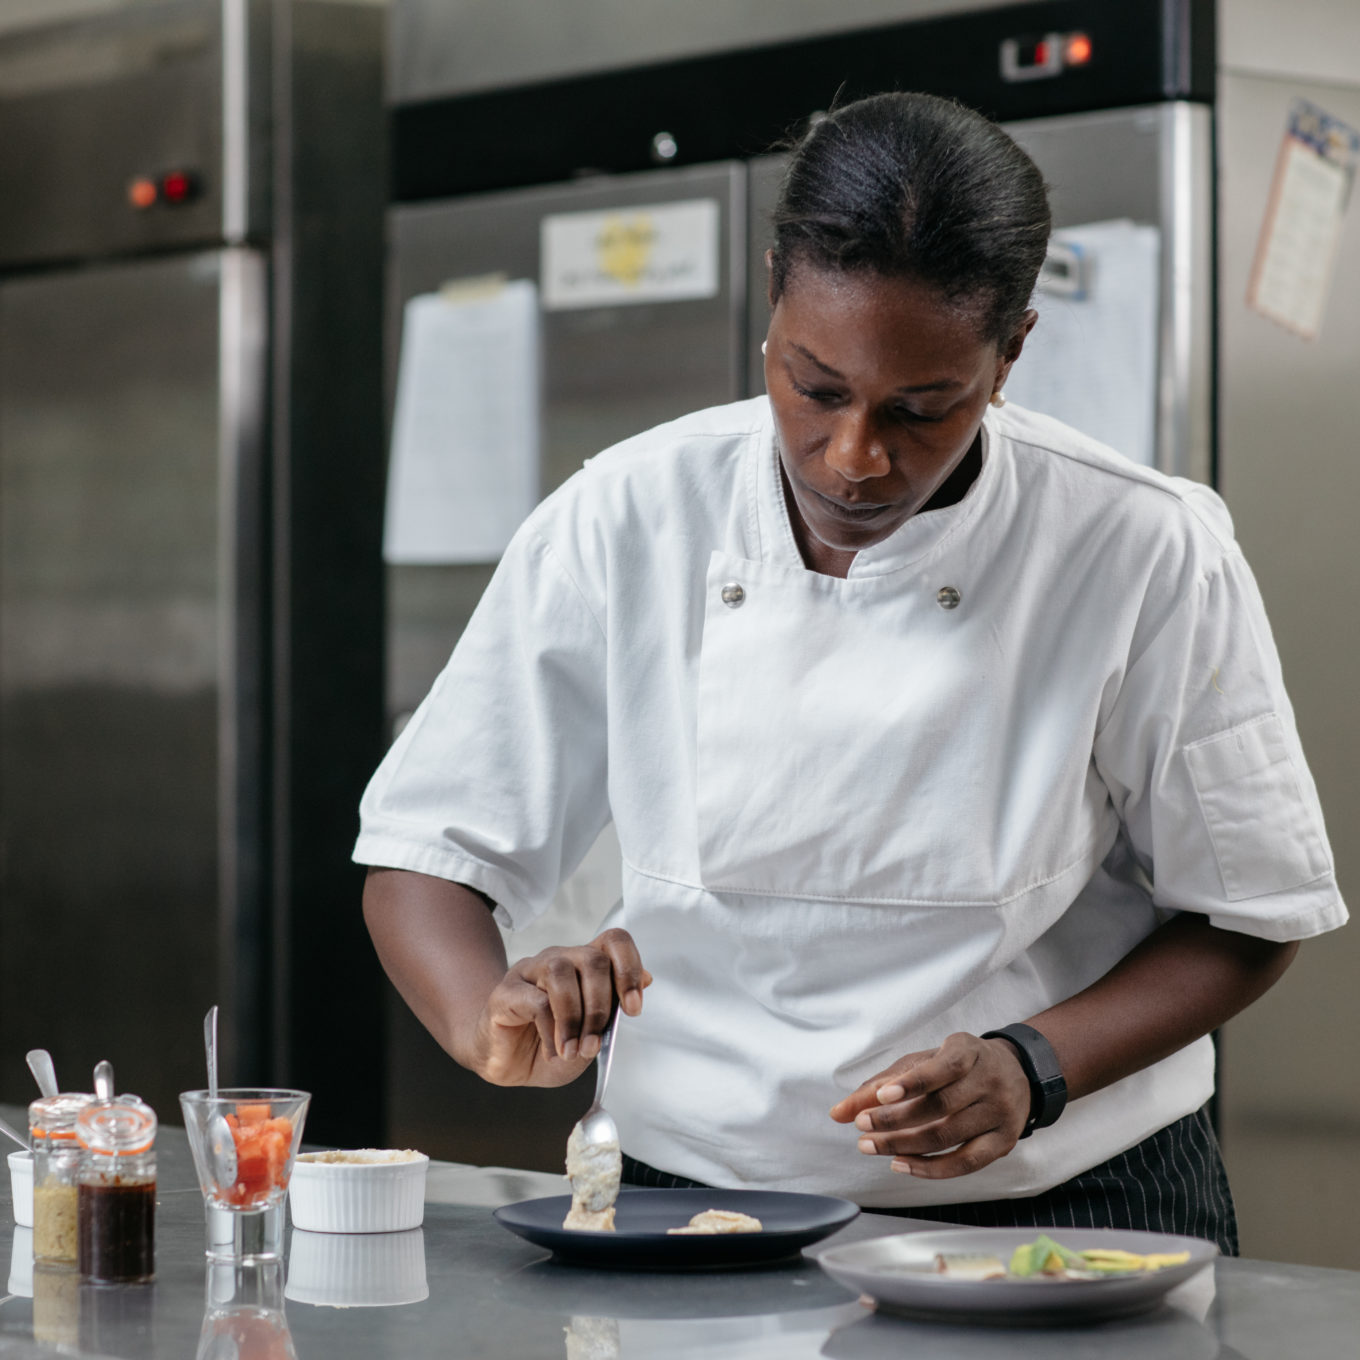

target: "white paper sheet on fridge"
[1247,99,1359,341]
[1004,219,1161,468]
[384,278,540,564]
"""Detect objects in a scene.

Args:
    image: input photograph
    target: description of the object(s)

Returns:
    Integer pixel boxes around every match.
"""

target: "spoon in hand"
[204,1006,237,1191]
[565,1002,623,1216]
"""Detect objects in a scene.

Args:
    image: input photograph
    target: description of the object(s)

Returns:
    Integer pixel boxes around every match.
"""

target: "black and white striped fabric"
[621,1106,1238,1255]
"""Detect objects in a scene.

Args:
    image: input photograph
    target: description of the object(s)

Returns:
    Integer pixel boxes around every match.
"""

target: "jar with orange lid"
[28,1092,94,1265]
[76,1099,157,1284]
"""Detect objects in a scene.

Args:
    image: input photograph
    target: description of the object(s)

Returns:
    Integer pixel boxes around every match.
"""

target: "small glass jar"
[76,1099,157,1284]
[28,1093,94,1266]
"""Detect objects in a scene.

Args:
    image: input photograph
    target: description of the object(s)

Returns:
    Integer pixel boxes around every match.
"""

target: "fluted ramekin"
[287,1150,428,1234]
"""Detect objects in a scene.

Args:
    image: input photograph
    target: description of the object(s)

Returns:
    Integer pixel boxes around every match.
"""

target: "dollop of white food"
[563,1123,621,1230]
[297,1148,424,1165]
[666,1209,763,1235]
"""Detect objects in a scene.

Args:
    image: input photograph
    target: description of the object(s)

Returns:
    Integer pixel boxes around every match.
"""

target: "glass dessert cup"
[179,1089,310,1263]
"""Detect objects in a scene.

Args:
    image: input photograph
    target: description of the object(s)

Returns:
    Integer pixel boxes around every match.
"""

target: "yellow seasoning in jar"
[29,1092,94,1266]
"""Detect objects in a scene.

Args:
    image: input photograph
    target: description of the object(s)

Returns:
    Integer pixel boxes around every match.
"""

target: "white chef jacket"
[355,397,1346,1206]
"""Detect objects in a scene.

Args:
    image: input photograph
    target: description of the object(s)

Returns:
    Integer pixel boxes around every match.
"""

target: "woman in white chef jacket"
[356,93,1346,1252]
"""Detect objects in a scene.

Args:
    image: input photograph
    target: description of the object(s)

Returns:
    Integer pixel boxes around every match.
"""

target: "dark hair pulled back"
[770,92,1051,344]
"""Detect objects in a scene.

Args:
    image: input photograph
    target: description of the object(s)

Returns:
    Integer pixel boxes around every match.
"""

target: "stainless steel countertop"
[1,1104,1357,1358]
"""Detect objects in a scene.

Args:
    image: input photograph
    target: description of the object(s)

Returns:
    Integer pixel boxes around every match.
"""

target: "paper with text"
[1248,100,1359,340]
[384,280,540,564]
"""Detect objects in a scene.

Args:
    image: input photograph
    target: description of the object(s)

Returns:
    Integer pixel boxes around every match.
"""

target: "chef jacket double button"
[721,581,958,609]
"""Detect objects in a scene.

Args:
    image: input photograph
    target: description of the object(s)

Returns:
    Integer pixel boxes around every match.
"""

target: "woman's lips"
[808,486,893,522]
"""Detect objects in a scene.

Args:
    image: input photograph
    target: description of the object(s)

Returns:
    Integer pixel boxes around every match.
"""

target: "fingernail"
[854,1112,873,1132]
[562,1039,579,1060]
[581,1034,600,1060]
[857,1137,876,1155]
[890,1158,913,1174]
[624,989,642,1015]
[876,1084,905,1104]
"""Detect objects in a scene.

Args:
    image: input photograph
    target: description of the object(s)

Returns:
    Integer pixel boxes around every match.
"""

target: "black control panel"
[392,0,1214,202]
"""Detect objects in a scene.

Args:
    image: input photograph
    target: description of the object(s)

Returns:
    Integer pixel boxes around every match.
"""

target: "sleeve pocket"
[1184,714,1331,901]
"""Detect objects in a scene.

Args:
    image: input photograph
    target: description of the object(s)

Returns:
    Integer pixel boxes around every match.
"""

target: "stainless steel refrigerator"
[0,0,387,1143]
[382,0,1222,1167]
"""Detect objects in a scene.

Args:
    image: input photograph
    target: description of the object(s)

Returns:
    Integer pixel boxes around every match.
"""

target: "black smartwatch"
[982,1023,1068,1138]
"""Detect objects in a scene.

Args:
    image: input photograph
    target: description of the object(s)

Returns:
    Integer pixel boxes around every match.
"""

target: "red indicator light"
[160,170,196,204]
[1066,33,1093,65]
[1033,40,1049,67]
[128,177,157,210]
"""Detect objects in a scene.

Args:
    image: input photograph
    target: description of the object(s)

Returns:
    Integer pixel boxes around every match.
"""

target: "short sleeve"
[353,526,610,930]
[1093,548,1346,941]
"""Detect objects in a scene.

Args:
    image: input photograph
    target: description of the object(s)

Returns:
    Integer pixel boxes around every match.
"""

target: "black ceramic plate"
[494,1188,860,1268]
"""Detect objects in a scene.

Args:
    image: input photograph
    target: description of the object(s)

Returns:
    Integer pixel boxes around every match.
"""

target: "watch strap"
[982,1022,1068,1138]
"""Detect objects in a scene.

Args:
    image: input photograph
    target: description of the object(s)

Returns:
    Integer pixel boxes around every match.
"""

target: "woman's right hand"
[471,928,652,1088]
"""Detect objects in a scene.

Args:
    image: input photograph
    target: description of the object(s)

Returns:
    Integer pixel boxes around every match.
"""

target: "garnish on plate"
[931,1233,1191,1281]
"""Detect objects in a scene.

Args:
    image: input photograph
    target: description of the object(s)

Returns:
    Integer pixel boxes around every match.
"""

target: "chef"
[356,92,1346,1253]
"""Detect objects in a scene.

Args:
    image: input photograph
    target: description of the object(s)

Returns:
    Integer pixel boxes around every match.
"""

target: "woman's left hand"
[828,1032,1033,1179]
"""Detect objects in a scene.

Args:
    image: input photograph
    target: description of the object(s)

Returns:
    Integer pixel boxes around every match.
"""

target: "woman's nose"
[825,412,890,482]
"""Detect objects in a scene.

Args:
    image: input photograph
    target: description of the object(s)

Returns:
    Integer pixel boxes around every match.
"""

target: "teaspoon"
[25,1049,57,1099]
[204,1006,238,1190]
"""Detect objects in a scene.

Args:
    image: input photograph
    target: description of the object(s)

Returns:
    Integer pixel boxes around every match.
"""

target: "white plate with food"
[494,1188,859,1268]
[815,1227,1217,1324]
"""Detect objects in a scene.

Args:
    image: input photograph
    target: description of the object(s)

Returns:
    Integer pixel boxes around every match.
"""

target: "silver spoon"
[93,1060,114,1103]
[0,1113,27,1150]
[204,1007,237,1191]
[25,1049,57,1099]
[566,1004,622,1213]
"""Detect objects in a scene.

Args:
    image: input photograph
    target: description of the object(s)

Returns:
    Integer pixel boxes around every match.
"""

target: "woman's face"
[764,264,1033,569]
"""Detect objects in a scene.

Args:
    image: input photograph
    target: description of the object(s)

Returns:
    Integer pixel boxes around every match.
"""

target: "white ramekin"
[8,1149,33,1229]
[287,1150,429,1234]
[284,1224,428,1308]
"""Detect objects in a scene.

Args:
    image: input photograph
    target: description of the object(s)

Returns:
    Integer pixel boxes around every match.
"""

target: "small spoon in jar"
[25,1049,57,1099]
[93,1060,114,1104]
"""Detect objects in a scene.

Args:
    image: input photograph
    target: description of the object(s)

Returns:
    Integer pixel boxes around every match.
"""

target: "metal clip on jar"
[76,1099,157,1284]
[28,1093,95,1265]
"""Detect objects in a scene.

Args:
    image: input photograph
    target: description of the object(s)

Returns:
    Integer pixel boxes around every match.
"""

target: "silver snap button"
[720,582,745,608]
[936,585,961,610]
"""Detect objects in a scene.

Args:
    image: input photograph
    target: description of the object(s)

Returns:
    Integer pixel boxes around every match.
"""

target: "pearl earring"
[989,390,1006,408]
[761,341,768,355]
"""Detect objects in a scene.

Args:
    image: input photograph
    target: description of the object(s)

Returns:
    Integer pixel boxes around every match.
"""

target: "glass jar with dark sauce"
[76,1099,157,1284]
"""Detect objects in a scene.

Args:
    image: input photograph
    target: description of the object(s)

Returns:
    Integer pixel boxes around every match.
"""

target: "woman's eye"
[894,406,945,424]
[789,378,839,404]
